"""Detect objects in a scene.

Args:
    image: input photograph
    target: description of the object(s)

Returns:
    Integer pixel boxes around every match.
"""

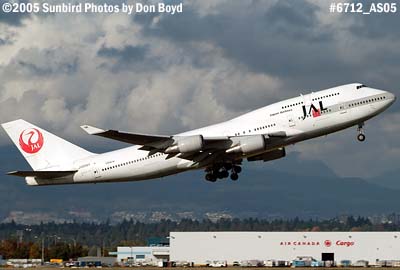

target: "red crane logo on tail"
[19,128,44,154]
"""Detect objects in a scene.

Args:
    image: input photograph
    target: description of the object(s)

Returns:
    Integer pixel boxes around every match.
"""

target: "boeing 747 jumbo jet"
[1,83,396,186]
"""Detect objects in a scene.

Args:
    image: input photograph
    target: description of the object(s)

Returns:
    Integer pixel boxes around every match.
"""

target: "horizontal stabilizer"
[80,125,105,135]
[7,170,77,179]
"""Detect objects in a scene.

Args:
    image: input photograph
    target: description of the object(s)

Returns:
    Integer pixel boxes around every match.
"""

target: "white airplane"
[1,83,396,186]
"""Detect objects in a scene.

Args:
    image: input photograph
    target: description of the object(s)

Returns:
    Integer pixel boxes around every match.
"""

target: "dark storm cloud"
[135,0,353,90]
[135,1,400,104]
[265,1,320,38]
[135,8,206,42]
[17,58,78,76]
[98,44,148,62]
[350,13,400,39]
[5,48,79,77]
[0,0,31,26]
[97,44,158,72]
[348,0,400,39]
[0,11,30,27]
[0,38,9,46]
[0,90,47,123]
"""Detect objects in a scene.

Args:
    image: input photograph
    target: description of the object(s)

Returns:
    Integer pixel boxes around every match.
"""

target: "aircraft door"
[339,101,347,114]
[92,162,102,179]
[302,92,314,119]
[287,114,296,127]
[302,93,313,107]
[369,99,376,112]
[339,99,352,123]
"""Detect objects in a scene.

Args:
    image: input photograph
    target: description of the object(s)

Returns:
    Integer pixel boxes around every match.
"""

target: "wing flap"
[7,170,77,179]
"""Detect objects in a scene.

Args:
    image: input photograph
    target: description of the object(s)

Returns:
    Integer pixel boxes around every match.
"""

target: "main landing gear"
[357,123,366,142]
[205,163,242,182]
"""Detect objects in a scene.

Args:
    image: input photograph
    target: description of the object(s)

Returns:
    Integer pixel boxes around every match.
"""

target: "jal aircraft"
[1,83,396,186]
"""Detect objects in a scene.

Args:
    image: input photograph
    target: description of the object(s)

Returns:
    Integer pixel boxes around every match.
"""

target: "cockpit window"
[356,84,367,89]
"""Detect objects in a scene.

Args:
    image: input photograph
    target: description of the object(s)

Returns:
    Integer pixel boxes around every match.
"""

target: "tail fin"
[1,119,93,171]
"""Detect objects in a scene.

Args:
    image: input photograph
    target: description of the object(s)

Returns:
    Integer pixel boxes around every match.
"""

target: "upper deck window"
[356,84,367,90]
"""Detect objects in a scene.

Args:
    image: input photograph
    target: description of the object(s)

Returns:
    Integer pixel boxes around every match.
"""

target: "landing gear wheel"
[357,133,366,142]
[230,173,239,181]
[205,173,217,182]
[221,170,229,178]
[224,163,233,171]
[233,165,242,174]
[356,123,365,142]
[217,172,224,179]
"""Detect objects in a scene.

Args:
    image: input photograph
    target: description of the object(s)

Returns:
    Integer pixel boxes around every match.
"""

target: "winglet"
[80,125,105,135]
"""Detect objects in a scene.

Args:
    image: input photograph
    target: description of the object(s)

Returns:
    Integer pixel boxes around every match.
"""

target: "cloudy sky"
[0,0,399,178]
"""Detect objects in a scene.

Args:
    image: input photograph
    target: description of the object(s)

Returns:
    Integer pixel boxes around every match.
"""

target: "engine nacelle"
[227,135,266,155]
[247,148,286,162]
[165,135,204,153]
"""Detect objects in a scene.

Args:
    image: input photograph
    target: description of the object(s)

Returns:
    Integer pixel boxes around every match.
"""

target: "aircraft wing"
[7,170,77,178]
[81,125,174,148]
[81,125,231,150]
[81,125,288,164]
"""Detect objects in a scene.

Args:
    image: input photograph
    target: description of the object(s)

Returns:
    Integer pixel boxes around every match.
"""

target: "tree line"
[0,239,87,261]
[0,216,398,259]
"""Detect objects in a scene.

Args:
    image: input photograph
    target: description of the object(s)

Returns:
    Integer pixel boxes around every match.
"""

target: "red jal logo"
[324,240,332,247]
[302,101,327,119]
[19,128,44,154]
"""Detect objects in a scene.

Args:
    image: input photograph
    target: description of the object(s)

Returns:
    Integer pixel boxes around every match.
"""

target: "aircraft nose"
[387,91,396,104]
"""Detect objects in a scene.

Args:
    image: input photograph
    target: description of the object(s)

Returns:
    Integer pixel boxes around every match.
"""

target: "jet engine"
[165,135,204,153]
[226,135,266,154]
[247,147,286,162]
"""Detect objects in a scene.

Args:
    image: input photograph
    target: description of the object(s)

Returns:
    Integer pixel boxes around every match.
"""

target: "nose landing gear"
[357,133,366,142]
[357,123,366,142]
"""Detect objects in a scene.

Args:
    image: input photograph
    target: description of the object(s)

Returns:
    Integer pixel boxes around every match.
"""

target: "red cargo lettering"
[336,240,354,247]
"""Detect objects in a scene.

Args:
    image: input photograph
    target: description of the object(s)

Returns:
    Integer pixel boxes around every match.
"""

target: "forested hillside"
[0,215,398,260]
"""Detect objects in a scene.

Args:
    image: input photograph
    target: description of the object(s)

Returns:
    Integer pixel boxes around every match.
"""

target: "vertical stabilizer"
[1,119,93,171]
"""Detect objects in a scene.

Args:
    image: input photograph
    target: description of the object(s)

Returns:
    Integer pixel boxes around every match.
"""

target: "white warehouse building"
[170,232,400,265]
[113,246,169,263]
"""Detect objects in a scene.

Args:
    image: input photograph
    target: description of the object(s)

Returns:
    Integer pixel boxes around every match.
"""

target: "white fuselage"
[54,83,395,185]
